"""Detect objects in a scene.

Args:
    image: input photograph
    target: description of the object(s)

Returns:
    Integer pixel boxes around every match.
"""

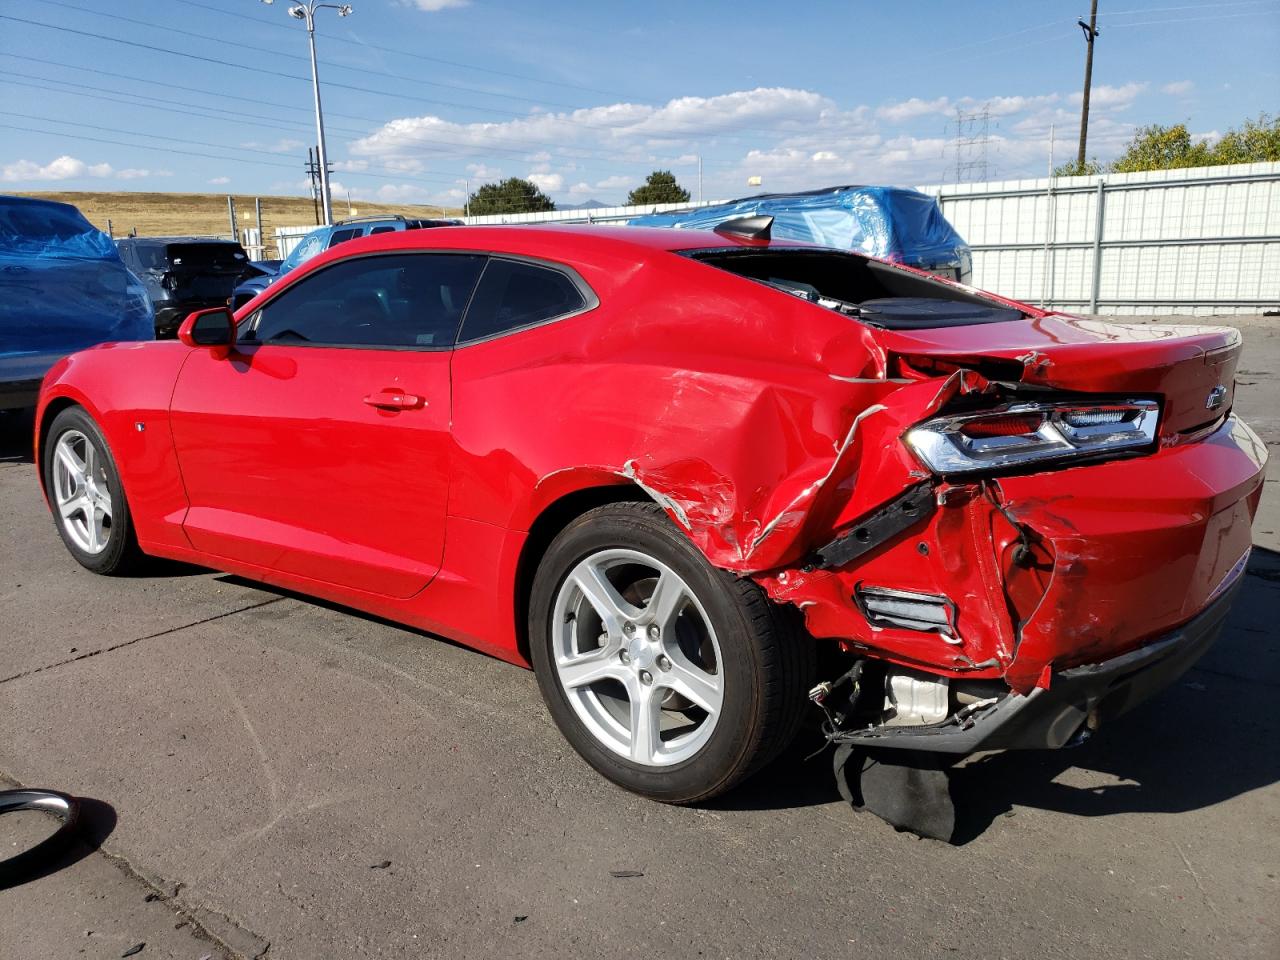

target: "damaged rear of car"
[673,228,1265,762]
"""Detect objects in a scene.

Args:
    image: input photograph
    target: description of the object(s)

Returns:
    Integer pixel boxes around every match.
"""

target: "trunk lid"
[873,313,1241,436]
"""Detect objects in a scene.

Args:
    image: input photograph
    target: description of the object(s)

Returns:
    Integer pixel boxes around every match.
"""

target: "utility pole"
[306,147,319,225]
[1076,0,1100,169]
[264,0,352,226]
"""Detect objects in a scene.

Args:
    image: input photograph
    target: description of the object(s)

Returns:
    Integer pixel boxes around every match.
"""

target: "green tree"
[1053,158,1103,177]
[626,170,691,205]
[1110,123,1212,173]
[1209,113,1280,164]
[466,177,555,215]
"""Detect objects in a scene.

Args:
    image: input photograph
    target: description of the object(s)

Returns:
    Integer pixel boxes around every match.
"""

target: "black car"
[116,236,251,338]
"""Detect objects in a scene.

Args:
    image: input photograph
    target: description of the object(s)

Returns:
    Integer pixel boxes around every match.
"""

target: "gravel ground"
[1,315,1276,960]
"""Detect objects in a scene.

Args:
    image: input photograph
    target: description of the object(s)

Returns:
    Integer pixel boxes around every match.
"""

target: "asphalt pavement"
[1,315,1277,960]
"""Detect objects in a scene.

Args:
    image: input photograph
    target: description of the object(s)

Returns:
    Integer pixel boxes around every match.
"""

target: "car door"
[168,251,486,599]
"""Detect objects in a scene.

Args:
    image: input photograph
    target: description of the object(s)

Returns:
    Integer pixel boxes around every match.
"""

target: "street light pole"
[263,0,352,226]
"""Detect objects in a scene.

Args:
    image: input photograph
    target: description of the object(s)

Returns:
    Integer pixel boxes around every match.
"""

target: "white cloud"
[402,0,468,10]
[332,159,369,172]
[527,172,563,193]
[349,87,841,169]
[208,176,231,185]
[1,155,114,182]
[1069,81,1148,109]
[811,150,840,162]
[375,183,431,203]
[1162,80,1194,95]
[876,93,1059,124]
[594,174,632,191]
[876,96,950,123]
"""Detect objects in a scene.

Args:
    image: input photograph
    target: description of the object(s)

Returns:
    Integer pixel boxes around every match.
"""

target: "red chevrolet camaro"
[35,220,1267,803]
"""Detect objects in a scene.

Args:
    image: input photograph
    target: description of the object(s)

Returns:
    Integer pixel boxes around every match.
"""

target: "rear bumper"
[833,574,1243,754]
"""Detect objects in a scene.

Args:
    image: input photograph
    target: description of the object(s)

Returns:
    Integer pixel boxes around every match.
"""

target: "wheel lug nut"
[623,622,635,635]
[647,624,660,640]
[657,655,671,671]
[639,670,653,685]
[619,650,631,663]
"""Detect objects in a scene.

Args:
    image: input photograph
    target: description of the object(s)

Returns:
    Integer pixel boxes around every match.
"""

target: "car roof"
[319,222,816,262]
[121,236,241,244]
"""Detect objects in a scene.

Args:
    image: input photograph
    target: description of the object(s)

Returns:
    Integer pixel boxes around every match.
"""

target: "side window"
[368,225,396,235]
[459,258,588,343]
[249,253,485,348]
[326,228,362,248]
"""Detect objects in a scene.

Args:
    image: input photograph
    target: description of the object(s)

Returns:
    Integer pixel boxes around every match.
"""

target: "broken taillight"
[905,399,1159,475]
[957,413,1044,438]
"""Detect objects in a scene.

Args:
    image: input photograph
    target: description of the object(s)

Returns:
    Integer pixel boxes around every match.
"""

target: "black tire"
[529,502,814,803]
[42,406,144,576]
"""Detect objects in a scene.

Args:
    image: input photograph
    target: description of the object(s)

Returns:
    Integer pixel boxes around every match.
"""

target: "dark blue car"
[1,195,153,411]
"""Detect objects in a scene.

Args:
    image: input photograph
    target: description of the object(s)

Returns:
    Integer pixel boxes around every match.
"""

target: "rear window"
[690,249,1020,329]
[166,243,247,270]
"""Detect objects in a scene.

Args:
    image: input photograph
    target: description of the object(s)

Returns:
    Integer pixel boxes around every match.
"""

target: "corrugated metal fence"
[458,162,1279,316]
[918,161,1280,316]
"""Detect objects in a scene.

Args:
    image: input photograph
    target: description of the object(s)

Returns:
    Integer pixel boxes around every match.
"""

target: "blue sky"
[1,0,1276,206]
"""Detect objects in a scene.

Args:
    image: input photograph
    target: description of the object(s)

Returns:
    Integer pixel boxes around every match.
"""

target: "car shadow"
[0,795,117,891]
[715,547,1280,842]
[0,409,35,465]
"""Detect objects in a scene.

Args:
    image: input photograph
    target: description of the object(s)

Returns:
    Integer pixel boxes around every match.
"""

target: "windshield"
[281,231,327,273]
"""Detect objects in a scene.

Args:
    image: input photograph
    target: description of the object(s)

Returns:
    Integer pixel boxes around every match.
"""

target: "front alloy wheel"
[43,406,144,575]
[51,429,114,555]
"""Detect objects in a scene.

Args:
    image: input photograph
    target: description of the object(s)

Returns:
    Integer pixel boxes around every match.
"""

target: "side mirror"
[178,306,236,353]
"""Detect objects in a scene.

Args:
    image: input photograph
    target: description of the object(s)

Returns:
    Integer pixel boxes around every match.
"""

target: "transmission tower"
[950,105,992,183]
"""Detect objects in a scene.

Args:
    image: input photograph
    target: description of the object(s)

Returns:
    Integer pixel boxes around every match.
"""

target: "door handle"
[363,389,425,410]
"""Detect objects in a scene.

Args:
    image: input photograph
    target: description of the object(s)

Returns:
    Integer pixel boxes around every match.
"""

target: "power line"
[0,14,849,151]
[168,0,651,103]
[0,73,626,167]
[0,117,473,189]
[27,0,609,114]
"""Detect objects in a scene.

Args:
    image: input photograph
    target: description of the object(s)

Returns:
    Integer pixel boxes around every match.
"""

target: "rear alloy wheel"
[43,406,144,575]
[530,502,813,803]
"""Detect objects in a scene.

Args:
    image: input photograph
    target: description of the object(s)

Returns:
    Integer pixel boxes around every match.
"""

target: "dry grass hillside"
[13,191,463,257]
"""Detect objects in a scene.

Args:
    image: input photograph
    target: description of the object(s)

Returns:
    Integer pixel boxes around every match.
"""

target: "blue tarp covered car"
[628,185,972,283]
[0,195,153,410]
